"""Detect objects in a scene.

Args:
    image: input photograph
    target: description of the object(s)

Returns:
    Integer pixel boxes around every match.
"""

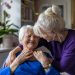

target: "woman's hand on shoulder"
[33,50,52,68]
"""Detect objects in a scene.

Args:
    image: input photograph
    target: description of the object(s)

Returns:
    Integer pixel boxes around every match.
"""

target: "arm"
[4,46,22,67]
[10,45,22,54]
[52,48,75,74]
[10,44,23,54]
[33,46,53,68]
[10,50,33,73]
[33,50,52,69]
[0,50,33,75]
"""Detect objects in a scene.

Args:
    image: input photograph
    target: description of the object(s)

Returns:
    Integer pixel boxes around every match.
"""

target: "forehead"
[25,29,34,35]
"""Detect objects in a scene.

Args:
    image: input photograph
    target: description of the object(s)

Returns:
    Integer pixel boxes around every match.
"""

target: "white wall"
[2,0,21,29]
[0,1,2,22]
[11,0,21,28]
[40,0,71,29]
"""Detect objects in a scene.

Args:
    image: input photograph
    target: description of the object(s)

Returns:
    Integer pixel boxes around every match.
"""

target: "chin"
[28,46,35,50]
[27,43,37,50]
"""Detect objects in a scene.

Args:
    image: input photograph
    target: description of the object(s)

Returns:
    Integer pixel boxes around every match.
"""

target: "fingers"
[4,59,10,67]
[33,51,44,57]
[34,50,42,55]
[3,63,7,67]
[4,53,16,67]
[16,50,33,64]
[21,50,33,57]
[4,61,11,67]
[19,54,33,64]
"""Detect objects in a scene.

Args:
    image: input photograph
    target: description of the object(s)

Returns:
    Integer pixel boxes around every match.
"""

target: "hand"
[15,50,33,64]
[33,51,52,68]
[4,51,16,67]
[10,50,33,73]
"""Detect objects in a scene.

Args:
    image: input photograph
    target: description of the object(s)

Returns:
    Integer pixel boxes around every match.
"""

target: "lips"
[28,41,35,44]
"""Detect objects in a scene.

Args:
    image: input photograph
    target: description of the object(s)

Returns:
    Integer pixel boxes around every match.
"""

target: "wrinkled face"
[39,27,56,42]
[22,30,40,50]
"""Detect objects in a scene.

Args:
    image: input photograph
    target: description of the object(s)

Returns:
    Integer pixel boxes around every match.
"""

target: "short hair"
[19,25,33,43]
[33,5,65,37]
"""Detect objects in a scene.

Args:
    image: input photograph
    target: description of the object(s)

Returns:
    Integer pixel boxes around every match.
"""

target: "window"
[21,0,34,25]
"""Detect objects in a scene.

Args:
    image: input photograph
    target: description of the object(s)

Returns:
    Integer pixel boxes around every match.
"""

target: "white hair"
[19,25,33,43]
[33,5,65,37]
[44,5,61,16]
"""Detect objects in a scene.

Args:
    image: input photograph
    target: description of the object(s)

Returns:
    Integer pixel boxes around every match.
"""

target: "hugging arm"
[33,46,53,69]
[3,46,22,67]
[10,50,33,73]
[0,49,33,75]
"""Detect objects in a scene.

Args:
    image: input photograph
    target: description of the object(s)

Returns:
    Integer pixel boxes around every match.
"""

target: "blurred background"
[0,0,74,67]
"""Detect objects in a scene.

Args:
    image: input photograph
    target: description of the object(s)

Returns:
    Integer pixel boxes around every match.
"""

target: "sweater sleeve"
[52,46,75,75]
[0,67,11,75]
[18,44,23,50]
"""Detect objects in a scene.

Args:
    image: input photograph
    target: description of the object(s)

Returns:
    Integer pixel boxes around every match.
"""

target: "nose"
[30,36,34,41]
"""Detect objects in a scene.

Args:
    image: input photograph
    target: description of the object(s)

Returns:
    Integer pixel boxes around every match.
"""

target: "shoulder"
[63,29,75,50]
[67,29,75,41]
[65,29,75,40]
[68,29,75,35]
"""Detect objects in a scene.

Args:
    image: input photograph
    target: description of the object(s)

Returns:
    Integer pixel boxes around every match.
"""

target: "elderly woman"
[33,5,75,75]
[0,25,46,75]
[2,25,60,75]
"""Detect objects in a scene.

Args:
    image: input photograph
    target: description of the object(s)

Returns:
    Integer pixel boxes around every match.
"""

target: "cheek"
[44,34,53,41]
[42,35,47,39]
[43,35,49,40]
[23,38,28,45]
[34,39,39,46]
[35,41,39,46]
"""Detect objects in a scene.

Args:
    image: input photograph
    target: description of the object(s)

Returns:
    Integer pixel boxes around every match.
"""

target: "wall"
[0,2,1,21]
[0,0,21,66]
[39,0,71,29]
[71,0,75,29]
[2,0,21,28]
[10,0,21,28]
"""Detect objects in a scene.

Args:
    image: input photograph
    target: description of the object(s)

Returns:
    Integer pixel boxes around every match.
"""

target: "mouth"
[28,41,34,44]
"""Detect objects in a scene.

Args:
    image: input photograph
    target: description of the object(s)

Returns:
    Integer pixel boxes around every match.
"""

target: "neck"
[56,30,68,42]
[23,46,33,51]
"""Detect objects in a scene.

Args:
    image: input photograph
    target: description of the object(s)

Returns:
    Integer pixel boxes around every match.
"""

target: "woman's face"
[22,30,40,50]
[39,27,56,42]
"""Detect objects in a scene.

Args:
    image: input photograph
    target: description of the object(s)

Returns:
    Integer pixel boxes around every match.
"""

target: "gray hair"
[33,5,65,37]
[19,25,33,43]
